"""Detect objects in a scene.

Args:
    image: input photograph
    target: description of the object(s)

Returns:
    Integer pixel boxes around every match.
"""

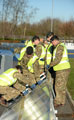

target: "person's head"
[26,46,33,57]
[15,65,23,73]
[32,35,40,45]
[46,32,54,42]
[50,35,59,46]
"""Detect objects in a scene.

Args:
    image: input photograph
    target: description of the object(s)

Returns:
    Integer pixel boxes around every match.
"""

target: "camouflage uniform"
[19,52,42,86]
[50,43,70,105]
[0,72,26,101]
[35,44,45,73]
[0,86,20,101]
[14,44,44,84]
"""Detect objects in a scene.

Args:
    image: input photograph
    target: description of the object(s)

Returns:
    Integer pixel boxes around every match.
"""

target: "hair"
[26,46,33,55]
[32,35,40,42]
[50,35,59,42]
[46,32,54,38]
[15,65,23,73]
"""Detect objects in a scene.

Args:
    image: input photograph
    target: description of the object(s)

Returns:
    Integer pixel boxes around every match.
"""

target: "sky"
[29,0,74,23]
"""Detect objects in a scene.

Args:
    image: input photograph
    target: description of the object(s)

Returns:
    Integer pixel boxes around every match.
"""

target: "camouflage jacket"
[50,43,64,67]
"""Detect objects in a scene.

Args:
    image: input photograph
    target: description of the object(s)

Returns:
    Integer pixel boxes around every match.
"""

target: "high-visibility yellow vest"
[46,43,52,65]
[38,45,46,66]
[53,43,70,71]
[44,44,48,49]
[18,40,35,62]
[0,68,18,86]
[27,54,39,73]
[24,40,30,46]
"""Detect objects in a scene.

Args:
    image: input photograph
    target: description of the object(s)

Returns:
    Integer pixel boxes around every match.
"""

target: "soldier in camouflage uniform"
[0,65,28,104]
[14,35,40,55]
[49,35,70,107]
[46,32,55,79]
[19,46,44,86]
[14,36,46,80]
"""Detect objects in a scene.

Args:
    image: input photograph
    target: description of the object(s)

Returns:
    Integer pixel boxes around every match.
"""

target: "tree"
[0,0,37,39]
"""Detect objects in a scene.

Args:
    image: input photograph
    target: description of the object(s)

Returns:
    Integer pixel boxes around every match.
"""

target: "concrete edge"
[66,89,74,111]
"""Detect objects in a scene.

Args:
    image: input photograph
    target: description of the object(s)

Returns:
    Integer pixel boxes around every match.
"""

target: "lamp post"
[51,0,54,32]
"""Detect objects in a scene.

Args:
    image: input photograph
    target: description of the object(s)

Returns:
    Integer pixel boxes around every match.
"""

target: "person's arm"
[33,60,40,82]
[50,45,64,67]
[13,72,27,85]
[35,45,42,58]
[14,47,22,53]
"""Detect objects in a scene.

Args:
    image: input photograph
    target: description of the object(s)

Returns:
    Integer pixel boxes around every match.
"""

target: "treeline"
[0,18,74,41]
[0,0,74,41]
[26,18,74,39]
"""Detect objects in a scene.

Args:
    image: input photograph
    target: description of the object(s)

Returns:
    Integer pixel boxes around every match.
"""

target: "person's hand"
[40,72,45,78]
[10,48,14,53]
[46,65,50,69]
[30,84,36,90]
[40,72,46,80]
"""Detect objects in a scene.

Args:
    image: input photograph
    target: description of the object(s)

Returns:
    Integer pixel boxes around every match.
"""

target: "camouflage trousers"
[0,86,20,101]
[54,69,70,105]
[0,82,26,101]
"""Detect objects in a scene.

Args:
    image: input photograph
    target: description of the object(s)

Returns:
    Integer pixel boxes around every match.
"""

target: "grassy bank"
[67,58,74,100]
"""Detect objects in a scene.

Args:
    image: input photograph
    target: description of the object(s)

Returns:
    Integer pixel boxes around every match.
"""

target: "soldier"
[14,35,40,53]
[12,36,46,80]
[46,32,54,69]
[0,65,28,105]
[45,32,55,86]
[38,39,47,73]
[49,35,70,107]
[19,46,45,86]
[12,35,40,64]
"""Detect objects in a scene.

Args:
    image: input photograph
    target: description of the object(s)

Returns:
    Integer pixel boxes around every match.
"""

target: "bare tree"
[0,0,37,39]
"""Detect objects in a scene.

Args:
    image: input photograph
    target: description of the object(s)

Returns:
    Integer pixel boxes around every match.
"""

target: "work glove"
[37,80,43,85]
[38,75,46,85]
[10,48,14,53]
[25,84,30,88]
[46,65,50,70]
[40,58,44,61]
[40,72,46,82]
[40,72,46,78]
[30,84,36,90]
[22,89,29,96]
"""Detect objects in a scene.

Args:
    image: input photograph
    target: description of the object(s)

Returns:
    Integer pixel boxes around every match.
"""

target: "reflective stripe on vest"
[18,47,26,61]
[27,54,38,73]
[46,43,52,65]
[26,40,35,52]
[39,46,46,65]
[0,68,18,86]
[53,43,70,71]
[18,40,35,61]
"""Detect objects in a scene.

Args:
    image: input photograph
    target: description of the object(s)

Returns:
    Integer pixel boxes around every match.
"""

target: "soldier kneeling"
[0,65,27,106]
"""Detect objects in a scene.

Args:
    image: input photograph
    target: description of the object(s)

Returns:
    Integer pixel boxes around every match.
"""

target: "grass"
[67,58,74,100]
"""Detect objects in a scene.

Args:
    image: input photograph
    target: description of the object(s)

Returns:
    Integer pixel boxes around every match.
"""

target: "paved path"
[56,94,74,120]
